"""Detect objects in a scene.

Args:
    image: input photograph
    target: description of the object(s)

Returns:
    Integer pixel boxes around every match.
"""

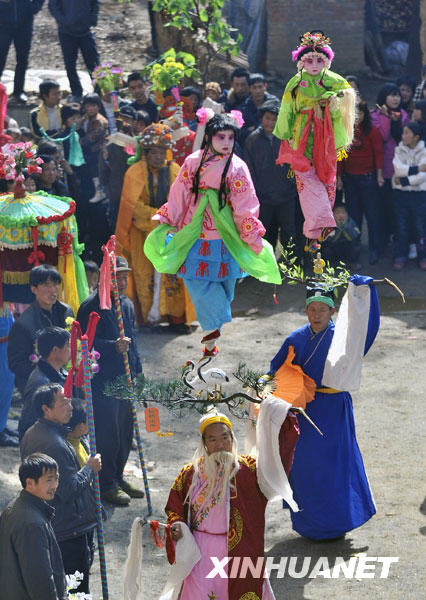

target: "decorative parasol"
[0,143,88,311]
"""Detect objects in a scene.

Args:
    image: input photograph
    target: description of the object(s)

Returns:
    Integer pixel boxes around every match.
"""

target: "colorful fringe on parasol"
[0,185,88,312]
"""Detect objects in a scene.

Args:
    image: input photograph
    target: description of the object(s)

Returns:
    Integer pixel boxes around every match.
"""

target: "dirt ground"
[5,0,153,76]
[1,267,426,600]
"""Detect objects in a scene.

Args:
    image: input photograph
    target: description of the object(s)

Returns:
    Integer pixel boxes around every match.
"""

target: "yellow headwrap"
[200,413,232,436]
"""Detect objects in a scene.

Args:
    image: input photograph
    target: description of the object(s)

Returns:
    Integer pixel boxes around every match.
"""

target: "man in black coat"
[48,0,100,101]
[0,0,45,103]
[19,326,70,440]
[21,383,101,594]
[244,99,302,255]
[0,452,67,600]
[77,256,143,506]
[7,265,73,396]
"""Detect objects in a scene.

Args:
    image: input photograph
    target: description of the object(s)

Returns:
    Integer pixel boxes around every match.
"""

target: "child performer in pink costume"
[274,31,356,252]
[144,111,280,356]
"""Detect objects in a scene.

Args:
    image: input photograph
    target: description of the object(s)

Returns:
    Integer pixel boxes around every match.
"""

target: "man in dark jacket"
[21,383,101,594]
[19,326,70,440]
[244,99,301,253]
[48,0,100,101]
[224,67,250,112]
[0,0,45,103]
[7,265,73,396]
[238,73,278,144]
[0,452,67,600]
[77,256,143,506]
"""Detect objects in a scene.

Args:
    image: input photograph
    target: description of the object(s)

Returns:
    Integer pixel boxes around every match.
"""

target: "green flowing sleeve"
[273,74,301,141]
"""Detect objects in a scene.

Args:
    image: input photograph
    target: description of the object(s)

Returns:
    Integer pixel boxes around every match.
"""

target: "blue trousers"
[0,314,15,431]
[0,17,33,95]
[393,189,426,260]
[183,278,237,331]
[58,30,99,97]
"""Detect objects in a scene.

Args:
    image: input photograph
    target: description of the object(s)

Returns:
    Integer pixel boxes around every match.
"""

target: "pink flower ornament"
[196,107,214,125]
[230,110,244,128]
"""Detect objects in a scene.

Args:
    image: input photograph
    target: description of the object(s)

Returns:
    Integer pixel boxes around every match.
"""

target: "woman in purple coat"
[371,83,409,249]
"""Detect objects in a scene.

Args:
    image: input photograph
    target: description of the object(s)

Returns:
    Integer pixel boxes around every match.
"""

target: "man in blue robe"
[268,274,379,540]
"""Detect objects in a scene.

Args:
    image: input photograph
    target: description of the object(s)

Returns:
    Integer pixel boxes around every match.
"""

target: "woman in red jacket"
[338,102,384,264]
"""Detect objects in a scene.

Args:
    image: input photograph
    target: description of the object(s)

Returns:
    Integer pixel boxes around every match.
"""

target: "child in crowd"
[23,169,37,193]
[81,93,109,204]
[321,203,361,266]
[133,110,152,135]
[118,104,137,135]
[371,82,409,248]
[339,101,384,264]
[67,398,90,467]
[35,155,68,196]
[37,137,77,199]
[30,79,62,139]
[84,260,100,293]
[60,103,90,210]
[244,99,301,254]
[392,121,426,270]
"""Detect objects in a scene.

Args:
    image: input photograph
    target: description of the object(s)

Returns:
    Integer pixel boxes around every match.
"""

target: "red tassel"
[273,292,278,305]
[74,312,100,387]
[149,521,164,548]
[165,524,176,564]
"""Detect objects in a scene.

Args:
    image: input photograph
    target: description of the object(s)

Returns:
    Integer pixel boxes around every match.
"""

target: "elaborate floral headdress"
[292,31,334,71]
[126,123,175,165]
[139,123,175,150]
[196,107,244,129]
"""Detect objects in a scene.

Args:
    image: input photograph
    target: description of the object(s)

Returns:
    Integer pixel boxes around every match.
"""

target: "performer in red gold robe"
[163,406,300,600]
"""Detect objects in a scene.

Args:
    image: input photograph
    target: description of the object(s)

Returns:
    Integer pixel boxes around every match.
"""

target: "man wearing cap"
[267,275,380,540]
[77,256,143,505]
[164,408,299,599]
[115,123,194,330]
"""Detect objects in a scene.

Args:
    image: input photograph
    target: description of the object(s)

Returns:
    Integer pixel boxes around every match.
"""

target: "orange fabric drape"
[273,345,316,409]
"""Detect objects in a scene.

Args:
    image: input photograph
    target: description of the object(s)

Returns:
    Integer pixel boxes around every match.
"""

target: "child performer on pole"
[273,31,357,252]
[144,111,280,356]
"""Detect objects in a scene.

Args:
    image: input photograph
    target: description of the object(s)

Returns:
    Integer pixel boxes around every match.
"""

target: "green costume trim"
[273,70,351,160]
[71,218,89,303]
[144,188,281,284]
[0,191,76,248]
[40,124,85,167]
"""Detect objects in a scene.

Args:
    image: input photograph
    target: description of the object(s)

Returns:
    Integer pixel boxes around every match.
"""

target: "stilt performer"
[99,236,152,514]
[64,313,109,600]
[273,30,356,252]
[144,111,281,356]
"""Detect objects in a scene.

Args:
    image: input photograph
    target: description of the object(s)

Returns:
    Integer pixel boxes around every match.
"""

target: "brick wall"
[267,0,365,79]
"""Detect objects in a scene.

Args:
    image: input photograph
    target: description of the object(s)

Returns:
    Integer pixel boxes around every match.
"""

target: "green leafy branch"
[152,0,242,84]
[279,240,351,292]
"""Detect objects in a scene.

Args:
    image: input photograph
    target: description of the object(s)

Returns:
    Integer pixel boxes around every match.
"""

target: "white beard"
[185,445,240,506]
[203,451,238,503]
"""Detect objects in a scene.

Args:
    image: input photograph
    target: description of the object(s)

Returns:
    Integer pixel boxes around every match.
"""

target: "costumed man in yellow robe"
[115,123,194,331]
